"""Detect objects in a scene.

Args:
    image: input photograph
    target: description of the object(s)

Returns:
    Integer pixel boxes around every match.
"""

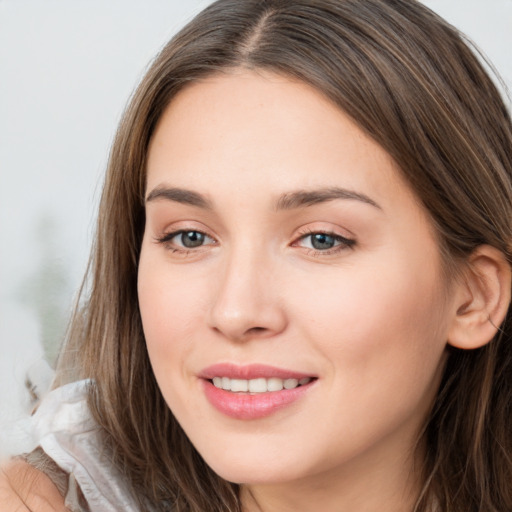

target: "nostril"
[247,326,267,335]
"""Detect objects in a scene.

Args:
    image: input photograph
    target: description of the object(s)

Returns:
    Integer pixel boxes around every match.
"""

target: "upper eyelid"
[294,224,356,241]
[154,219,216,237]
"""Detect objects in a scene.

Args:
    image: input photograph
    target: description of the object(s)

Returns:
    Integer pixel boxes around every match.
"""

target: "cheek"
[137,252,208,382]
[278,262,450,465]
[290,256,449,393]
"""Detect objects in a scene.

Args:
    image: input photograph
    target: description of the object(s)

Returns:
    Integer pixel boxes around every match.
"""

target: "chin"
[198,444,314,485]
[210,464,300,485]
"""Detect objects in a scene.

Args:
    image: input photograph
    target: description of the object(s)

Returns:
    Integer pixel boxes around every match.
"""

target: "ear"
[448,245,511,350]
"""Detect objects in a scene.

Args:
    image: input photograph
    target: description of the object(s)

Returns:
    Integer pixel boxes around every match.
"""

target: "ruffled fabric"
[30,380,139,511]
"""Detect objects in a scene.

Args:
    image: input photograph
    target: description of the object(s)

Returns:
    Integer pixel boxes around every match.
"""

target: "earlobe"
[447,245,511,350]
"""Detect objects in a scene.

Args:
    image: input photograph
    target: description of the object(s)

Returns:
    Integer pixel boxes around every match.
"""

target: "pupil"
[181,231,204,248]
[311,233,335,250]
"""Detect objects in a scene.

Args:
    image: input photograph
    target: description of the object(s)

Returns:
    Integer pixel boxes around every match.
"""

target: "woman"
[2,0,511,510]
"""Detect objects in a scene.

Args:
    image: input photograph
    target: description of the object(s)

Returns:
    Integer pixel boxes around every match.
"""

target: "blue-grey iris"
[181,231,205,248]
[311,233,336,250]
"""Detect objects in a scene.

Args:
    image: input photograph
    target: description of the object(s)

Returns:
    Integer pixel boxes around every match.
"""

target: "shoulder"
[0,458,68,511]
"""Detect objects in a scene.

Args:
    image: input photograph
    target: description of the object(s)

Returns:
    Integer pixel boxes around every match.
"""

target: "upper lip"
[199,363,316,380]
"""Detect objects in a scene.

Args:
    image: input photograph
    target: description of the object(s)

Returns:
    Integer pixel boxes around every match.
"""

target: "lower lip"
[202,380,315,420]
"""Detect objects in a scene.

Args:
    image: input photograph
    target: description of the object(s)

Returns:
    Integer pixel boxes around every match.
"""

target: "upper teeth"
[211,377,312,393]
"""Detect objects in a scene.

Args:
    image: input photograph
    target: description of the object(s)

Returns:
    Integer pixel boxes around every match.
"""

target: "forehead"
[146,70,414,213]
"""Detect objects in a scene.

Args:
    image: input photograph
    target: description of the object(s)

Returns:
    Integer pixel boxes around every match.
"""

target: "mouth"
[209,376,314,393]
[199,364,317,420]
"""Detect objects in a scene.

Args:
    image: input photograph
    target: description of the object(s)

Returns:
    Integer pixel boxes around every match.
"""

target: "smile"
[211,376,313,393]
[199,364,317,420]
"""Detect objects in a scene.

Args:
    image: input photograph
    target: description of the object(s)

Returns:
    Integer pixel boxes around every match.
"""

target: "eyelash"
[155,230,216,255]
[293,228,356,256]
[155,228,356,256]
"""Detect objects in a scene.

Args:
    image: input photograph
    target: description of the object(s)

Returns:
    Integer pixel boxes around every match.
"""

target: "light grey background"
[1,0,511,457]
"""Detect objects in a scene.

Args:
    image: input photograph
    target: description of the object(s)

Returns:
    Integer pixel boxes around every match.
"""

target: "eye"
[295,231,355,253]
[156,229,216,250]
[176,231,209,248]
[305,233,338,250]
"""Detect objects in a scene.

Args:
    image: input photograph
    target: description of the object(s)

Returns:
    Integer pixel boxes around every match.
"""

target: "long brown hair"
[57,1,512,510]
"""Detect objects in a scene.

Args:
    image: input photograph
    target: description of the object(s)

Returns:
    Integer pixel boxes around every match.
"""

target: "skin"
[138,70,463,512]
[0,460,67,511]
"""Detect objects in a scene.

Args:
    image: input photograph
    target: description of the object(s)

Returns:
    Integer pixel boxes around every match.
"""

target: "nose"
[207,247,288,342]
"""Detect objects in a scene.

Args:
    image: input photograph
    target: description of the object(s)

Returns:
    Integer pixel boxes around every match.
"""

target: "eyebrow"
[145,185,381,211]
[145,186,213,209]
[275,187,381,211]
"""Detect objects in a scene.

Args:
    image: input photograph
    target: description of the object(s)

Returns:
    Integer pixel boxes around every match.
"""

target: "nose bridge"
[208,238,286,340]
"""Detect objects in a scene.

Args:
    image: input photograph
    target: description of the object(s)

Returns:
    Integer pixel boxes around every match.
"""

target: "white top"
[31,380,139,512]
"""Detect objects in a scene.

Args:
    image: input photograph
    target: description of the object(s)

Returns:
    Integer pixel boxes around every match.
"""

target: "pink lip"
[199,363,317,420]
[199,363,314,380]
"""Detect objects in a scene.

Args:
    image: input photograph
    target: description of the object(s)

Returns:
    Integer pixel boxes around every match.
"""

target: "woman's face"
[138,71,457,488]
